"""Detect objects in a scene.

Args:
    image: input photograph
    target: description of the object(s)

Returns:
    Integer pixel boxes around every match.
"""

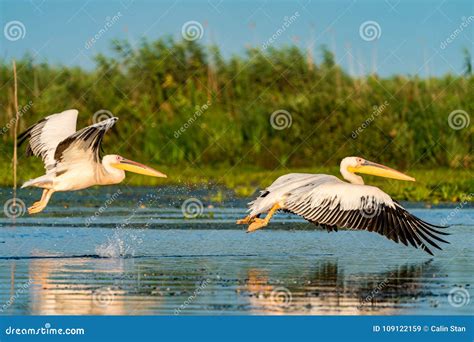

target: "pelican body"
[18,109,167,214]
[237,157,449,255]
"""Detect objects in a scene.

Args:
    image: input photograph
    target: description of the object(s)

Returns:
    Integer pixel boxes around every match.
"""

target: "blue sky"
[1,0,472,76]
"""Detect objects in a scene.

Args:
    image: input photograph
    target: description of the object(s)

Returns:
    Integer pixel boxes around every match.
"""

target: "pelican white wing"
[248,173,331,216]
[53,117,118,168]
[18,109,79,171]
[18,110,164,214]
[248,173,449,255]
[19,113,118,190]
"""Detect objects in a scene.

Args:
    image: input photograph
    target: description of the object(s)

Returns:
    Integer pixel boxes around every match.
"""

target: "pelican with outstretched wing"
[237,157,449,255]
[18,109,167,214]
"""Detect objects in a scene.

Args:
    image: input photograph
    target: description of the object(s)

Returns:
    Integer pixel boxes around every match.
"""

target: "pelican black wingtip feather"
[283,197,450,256]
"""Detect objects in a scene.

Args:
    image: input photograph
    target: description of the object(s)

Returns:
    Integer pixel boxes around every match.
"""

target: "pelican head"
[340,156,415,184]
[104,154,167,178]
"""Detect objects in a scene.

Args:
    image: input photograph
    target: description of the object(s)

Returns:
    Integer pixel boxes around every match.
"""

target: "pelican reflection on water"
[240,260,439,315]
[2,254,440,315]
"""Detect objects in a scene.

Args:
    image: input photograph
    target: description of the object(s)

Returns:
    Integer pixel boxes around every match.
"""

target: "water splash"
[96,230,139,258]
[95,193,156,258]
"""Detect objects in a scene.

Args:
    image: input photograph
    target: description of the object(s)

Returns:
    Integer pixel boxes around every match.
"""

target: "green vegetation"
[1,161,470,203]
[128,167,474,203]
[0,38,472,202]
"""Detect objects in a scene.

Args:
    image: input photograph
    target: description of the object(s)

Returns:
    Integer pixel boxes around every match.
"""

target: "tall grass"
[0,39,472,182]
[12,60,20,209]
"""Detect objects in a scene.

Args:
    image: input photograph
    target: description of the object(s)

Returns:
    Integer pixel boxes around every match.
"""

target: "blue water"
[0,186,472,315]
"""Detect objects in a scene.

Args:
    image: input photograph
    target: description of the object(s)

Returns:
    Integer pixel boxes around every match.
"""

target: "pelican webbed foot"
[246,203,281,233]
[27,189,54,215]
[247,218,267,232]
[236,215,253,225]
[28,202,46,214]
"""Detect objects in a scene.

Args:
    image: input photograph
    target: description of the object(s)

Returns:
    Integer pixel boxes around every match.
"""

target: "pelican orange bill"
[112,158,167,178]
[348,160,415,181]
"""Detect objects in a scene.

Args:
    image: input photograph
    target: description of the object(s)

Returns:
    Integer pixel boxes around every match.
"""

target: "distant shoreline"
[1,166,471,204]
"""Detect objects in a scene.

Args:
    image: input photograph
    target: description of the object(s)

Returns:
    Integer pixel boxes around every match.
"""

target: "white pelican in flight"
[18,109,167,214]
[237,157,449,255]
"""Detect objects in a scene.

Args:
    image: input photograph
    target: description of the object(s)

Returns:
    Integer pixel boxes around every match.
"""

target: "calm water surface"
[0,187,472,315]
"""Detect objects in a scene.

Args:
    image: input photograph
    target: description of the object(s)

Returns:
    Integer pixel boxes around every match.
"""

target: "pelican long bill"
[111,158,167,178]
[348,160,416,182]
